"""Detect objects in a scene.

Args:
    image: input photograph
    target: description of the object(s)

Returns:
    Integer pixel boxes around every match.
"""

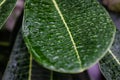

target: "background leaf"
[0,0,17,29]
[99,29,120,80]
[2,31,30,80]
[22,0,116,73]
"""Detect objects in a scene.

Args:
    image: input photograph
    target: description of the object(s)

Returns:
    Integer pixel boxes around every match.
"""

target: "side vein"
[28,54,32,80]
[108,49,120,65]
[52,0,81,64]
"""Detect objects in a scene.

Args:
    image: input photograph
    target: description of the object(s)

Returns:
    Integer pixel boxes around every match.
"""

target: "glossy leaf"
[22,0,116,73]
[0,0,17,29]
[99,29,120,80]
[2,31,30,80]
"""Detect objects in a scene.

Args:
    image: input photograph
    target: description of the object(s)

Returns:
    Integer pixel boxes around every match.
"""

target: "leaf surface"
[0,0,17,29]
[99,29,120,80]
[22,0,116,73]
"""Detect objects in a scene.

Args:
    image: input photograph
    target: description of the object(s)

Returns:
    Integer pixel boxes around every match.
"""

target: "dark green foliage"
[22,0,116,73]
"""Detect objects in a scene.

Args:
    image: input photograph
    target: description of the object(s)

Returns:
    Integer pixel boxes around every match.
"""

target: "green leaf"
[99,29,120,80]
[0,0,17,29]
[22,0,116,73]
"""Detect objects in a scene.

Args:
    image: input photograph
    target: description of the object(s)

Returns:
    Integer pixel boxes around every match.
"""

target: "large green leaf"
[22,0,116,73]
[0,0,17,29]
[99,29,120,80]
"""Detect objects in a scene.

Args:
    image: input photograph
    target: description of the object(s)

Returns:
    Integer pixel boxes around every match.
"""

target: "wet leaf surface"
[23,0,116,73]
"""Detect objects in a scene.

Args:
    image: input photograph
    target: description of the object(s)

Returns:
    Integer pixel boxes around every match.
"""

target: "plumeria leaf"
[22,0,116,73]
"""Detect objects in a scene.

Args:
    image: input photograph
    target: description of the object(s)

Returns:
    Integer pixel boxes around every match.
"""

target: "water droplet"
[53,56,59,60]
[49,66,55,70]
[96,45,101,48]
[59,68,65,72]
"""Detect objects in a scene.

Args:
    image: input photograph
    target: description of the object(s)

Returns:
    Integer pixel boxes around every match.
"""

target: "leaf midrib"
[0,0,6,7]
[52,0,81,65]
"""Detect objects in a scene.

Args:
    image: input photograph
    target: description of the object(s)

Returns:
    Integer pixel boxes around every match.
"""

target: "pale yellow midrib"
[28,54,32,80]
[108,49,120,65]
[52,0,81,64]
[0,0,6,7]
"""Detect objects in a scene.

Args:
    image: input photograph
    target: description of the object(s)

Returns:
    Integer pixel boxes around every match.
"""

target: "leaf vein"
[108,49,120,65]
[52,0,81,65]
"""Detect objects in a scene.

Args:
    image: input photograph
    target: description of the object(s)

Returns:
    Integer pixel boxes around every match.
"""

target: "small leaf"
[0,0,17,29]
[99,29,120,80]
[22,0,116,73]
